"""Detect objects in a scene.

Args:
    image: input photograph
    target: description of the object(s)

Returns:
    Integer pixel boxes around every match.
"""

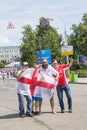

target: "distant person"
[52,58,73,113]
[7,72,10,80]
[2,72,5,81]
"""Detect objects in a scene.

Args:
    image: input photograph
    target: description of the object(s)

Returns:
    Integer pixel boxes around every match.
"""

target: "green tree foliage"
[36,17,62,60]
[68,13,87,69]
[20,25,37,67]
[0,61,6,68]
[20,18,62,66]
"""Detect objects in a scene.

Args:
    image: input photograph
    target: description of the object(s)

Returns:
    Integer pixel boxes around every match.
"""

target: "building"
[0,46,21,63]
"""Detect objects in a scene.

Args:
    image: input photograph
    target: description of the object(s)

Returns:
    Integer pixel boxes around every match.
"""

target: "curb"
[69,82,87,85]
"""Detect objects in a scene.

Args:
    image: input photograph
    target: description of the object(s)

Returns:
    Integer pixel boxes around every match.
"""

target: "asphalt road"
[0,79,87,130]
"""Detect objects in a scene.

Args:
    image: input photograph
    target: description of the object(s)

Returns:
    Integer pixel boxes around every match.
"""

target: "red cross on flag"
[16,68,57,99]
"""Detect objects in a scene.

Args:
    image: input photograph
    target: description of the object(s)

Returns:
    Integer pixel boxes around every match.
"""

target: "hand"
[54,77,58,80]
[69,57,73,62]
[22,68,25,72]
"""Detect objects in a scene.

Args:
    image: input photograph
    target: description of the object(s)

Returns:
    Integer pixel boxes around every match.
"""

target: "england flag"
[16,68,57,99]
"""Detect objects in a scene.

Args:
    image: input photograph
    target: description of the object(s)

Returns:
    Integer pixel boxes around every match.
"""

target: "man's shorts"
[32,96,41,101]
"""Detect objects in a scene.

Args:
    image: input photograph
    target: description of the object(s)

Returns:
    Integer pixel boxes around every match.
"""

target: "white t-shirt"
[39,65,58,76]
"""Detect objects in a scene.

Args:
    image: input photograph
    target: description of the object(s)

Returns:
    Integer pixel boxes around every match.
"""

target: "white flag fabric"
[16,68,57,99]
[33,72,57,99]
[16,68,34,95]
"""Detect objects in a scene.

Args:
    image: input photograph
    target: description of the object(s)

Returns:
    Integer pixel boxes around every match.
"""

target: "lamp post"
[57,16,69,64]
[57,16,70,76]
[48,15,70,75]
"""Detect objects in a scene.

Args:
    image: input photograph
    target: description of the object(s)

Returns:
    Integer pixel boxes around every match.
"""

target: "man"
[39,58,59,114]
[16,62,33,118]
[52,58,73,113]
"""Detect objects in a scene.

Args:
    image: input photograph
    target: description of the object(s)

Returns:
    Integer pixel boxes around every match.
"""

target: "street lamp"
[48,15,70,74]
[56,16,67,45]
[57,16,69,64]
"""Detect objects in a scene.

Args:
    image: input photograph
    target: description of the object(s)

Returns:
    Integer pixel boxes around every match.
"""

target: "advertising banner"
[78,55,87,65]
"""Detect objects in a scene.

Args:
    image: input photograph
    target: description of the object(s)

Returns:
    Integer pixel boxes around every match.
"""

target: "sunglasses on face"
[42,61,47,63]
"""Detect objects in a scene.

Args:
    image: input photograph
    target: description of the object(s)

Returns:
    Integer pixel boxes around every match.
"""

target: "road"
[0,79,87,130]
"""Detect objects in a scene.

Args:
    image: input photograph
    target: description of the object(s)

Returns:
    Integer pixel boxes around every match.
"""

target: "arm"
[69,58,73,67]
[55,73,59,80]
[16,69,25,80]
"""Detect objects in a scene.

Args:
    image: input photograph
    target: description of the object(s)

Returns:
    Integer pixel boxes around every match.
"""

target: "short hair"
[42,58,48,63]
[52,59,57,63]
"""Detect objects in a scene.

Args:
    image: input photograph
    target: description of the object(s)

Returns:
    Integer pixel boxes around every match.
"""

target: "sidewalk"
[68,77,87,84]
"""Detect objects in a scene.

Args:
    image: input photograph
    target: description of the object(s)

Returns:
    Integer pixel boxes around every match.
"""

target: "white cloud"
[0,36,12,44]
[0,0,87,46]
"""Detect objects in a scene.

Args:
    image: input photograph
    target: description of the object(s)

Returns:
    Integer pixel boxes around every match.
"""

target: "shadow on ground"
[0,113,19,119]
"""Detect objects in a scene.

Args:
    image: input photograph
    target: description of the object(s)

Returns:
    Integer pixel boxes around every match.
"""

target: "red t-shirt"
[57,64,69,87]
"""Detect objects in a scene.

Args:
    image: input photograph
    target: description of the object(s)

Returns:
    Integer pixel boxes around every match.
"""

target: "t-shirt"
[57,64,69,87]
[39,65,58,76]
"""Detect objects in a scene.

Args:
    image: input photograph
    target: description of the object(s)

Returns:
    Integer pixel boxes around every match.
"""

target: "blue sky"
[0,0,87,46]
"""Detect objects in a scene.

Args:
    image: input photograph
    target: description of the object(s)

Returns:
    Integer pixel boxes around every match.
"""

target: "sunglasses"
[42,62,47,63]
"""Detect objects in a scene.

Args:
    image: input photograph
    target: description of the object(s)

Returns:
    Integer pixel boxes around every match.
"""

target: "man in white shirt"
[39,58,59,114]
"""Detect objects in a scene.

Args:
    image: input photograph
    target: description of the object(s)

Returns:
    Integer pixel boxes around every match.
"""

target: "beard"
[42,64,48,69]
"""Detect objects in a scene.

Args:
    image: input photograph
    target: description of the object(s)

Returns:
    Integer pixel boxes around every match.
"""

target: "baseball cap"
[23,61,28,66]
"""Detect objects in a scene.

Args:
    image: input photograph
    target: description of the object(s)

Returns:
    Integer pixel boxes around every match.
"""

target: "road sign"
[37,50,52,64]
[61,46,73,56]
[41,18,48,25]
[7,22,15,29]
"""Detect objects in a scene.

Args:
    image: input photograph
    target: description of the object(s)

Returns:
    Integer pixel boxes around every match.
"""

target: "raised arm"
[69,58,73,67]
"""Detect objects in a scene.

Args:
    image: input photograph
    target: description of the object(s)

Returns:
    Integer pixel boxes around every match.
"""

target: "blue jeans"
[56,84,72,110]
[17,93,32,115]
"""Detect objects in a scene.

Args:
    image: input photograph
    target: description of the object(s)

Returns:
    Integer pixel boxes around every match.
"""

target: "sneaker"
[39,111,42,115]
[19,114,25,118]
[34,111,41,115]
[32,111,35,114]
[26,113,34,117]
[61,109,64,113]
[68,108,72,113]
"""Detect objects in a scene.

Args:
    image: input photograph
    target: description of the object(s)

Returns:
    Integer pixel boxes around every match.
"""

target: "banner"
[78,55,87,65]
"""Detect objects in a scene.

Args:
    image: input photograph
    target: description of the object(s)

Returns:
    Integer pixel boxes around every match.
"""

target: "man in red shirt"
[52,58,73,113]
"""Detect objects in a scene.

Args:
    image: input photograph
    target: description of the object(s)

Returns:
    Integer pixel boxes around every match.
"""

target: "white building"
[0,46,21,62]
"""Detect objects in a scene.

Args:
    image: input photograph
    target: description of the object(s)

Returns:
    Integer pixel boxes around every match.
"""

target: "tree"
[0,61,6,68]
[36,17,62,61]
[68,13,87,69]
[20,18,62,66]
[20,25,37,67]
